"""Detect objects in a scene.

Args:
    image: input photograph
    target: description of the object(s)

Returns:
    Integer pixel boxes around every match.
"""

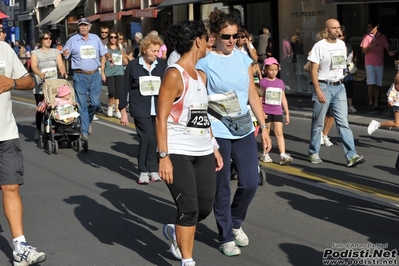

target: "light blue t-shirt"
[63,33,108,71]
[196,51,254,139]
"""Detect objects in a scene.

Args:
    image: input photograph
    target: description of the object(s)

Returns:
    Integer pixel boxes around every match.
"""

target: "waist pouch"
[208,107,252,136]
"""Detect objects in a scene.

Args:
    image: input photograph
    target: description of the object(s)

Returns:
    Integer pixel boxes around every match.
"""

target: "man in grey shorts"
[0,37,46,266]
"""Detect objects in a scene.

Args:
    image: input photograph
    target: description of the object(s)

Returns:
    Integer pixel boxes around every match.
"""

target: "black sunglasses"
[220,33,238,40]
[101,31,109,34]
[110,36,118,39]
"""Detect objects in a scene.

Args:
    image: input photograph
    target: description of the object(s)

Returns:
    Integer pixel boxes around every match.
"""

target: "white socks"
[13,235,26,251]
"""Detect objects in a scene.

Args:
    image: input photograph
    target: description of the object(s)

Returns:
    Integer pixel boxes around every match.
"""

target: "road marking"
[262,162,399,205]
[13,96,398,206]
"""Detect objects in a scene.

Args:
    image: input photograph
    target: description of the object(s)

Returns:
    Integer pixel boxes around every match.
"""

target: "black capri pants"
[106,75,123,99]
[166,153,216,226]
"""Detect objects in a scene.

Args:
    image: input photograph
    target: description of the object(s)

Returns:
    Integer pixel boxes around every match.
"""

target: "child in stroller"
[50,85,79,123]
[38,79,86,154]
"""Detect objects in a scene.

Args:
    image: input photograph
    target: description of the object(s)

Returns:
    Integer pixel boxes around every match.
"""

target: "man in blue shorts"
[0,38,46,265]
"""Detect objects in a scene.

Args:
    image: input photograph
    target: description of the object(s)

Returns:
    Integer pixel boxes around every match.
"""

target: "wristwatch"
[260,124,268,129]
[158,151,169,158]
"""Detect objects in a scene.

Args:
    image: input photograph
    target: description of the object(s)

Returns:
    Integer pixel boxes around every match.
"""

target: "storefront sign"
[132,8,157,18]
[100,12,118,21]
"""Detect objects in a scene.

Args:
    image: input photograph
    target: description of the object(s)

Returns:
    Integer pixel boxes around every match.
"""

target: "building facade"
[2,0,399,94]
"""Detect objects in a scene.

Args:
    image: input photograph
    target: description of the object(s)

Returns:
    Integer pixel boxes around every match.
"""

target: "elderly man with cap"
[62,17,114,140]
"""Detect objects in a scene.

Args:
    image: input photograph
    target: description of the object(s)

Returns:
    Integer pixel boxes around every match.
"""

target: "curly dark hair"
[165,20,207,56]
[208,9,240,34]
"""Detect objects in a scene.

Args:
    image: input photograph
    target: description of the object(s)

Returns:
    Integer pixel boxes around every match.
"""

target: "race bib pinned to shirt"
[41,67,57,80]
[139,76,161,96]
[331,51,346,69]
[80,45,96,59]
[185,103,210,135]
[0,61,5,75]
[112,53,123,66]
[265,87,282,105]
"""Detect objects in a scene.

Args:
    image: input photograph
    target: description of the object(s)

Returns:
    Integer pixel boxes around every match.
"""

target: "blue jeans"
[309,83,357,161]
[73,71,102,136]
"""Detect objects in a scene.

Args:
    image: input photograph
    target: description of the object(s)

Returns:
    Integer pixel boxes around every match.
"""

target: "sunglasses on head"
[110,36,118,39]
[43,37,52,40]
[219,33,238,40]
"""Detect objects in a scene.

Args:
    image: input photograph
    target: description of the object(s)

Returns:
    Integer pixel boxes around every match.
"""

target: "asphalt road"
[1,90,398,266]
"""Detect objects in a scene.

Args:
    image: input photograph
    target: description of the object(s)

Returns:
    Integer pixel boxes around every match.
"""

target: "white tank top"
[167,64,213,156]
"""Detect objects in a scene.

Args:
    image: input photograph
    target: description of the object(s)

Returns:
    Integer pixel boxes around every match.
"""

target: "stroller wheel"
[76,138,82,152]
[38,135,44,149]
[83,138,88,153]
[53,141,59,154]
[258,167,266,186]
[47,140,53,154]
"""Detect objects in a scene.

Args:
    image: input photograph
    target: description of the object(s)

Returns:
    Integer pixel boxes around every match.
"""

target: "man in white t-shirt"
[0,40,47,265]
[307,18,365,167]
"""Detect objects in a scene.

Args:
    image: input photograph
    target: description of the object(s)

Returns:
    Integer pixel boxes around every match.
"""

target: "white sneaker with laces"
[280,154,293,165]
[322,135,333,147]
[107,105,114,117]
[138,172,149,184]
[348,105,357,113]
[219,241,241,256]
[13,242,46,266]
[260,152,273,163]
[163,224,182,259]
[114,111,122,119]
[150,172,162,182]
[367,120,379,135]
[232,227,249,247]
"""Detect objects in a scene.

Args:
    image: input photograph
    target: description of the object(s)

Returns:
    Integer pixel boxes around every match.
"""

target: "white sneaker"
[138,172,149,184]
[149,172,162,182]
[348,105,357,113]
[320,131,324,145]
[162,224,182,259]
[321,135,333,147]
[13,242,46,266]
[280,154,293,165]
[367,120,379,135]
[232,227,249,247]
[114,111,122,119]
[107,105,114,117]
[93,115,99,121]
[260,152,273,163]
[219,241,241,257]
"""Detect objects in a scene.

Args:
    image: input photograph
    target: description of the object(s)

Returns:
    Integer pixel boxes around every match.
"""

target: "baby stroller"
[38,79,88,154]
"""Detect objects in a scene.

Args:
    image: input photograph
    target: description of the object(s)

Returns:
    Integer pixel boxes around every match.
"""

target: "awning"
[158,0,205,8]
[67,14,101,25]
[0,11,9,19]
[323,0,398,3]
[36,0,81,27]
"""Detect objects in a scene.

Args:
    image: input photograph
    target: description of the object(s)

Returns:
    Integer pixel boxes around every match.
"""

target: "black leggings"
[166,153,216,226]
[106,75,123,99]
[34,94,44,131]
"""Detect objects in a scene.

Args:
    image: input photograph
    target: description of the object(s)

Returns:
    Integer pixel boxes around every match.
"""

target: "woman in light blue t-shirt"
[196,9,272,257]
